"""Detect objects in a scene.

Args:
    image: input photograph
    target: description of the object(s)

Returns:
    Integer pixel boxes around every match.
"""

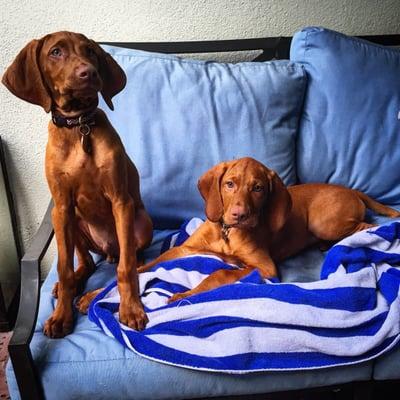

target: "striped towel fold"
[89,220,400,373]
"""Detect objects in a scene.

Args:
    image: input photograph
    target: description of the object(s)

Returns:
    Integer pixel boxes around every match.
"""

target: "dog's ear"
[264,169,292,233]
[2,39,52,112]
[198,162,229,222]
[92,42,126,110]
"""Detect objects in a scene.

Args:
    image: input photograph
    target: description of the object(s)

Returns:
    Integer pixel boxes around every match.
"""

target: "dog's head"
[198,157,292,232]
[2,31,126,114]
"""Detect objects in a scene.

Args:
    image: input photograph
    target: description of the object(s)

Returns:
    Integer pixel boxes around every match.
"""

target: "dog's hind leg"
[348,222,376,234]
[74,227,97,295]
[76,288,104,314]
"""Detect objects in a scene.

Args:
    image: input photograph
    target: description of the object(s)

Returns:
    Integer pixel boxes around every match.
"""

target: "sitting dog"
[78,157,400,311]
[2,32,153,337]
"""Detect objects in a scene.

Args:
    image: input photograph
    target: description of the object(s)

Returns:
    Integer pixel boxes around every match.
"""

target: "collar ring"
[79,124,91,136]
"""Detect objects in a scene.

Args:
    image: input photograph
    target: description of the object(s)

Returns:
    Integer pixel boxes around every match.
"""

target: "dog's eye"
[253,184,264,192]
[50,48,62,57]
[225,181,234,189]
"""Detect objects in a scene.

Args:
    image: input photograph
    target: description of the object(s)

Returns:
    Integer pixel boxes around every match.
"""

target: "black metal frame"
[7,34,400,400]
[0,136,22,331]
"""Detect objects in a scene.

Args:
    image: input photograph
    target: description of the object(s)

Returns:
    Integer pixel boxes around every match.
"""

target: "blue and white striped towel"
[89,220,400,373]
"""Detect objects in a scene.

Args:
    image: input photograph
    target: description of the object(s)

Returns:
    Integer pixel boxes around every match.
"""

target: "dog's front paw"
[43,312,73,338]
[119,303,148,331]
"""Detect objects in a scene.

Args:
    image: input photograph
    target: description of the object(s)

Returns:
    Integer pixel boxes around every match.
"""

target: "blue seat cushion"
[6,226,380,400]
[99,46,306,228]
[290,27,400,205]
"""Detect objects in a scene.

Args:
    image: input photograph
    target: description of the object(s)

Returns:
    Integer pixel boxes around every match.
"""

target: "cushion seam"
[305,28,400,55]
[304,29,310,62]
[106,50,303,70]
[32,357,142,364]
[292,62,308,185]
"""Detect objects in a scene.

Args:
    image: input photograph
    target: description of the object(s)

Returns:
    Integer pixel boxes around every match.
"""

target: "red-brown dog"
[78,157,400,310]
[2,32,153,337]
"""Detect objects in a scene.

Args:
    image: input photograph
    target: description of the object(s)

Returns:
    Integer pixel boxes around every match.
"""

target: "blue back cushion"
[100,46,306,228]
[290,27,400,205]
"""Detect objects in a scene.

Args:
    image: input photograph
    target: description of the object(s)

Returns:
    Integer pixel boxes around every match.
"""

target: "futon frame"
[8,34,400,400]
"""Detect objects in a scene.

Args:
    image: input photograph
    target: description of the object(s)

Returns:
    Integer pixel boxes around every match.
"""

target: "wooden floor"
[0,333,11,400]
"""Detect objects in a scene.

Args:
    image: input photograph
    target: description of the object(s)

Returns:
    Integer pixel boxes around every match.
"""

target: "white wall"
[1,0,399,274]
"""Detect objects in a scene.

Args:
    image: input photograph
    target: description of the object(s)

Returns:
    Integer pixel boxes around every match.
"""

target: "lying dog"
[78,157,400,310]
[2,32,153,337]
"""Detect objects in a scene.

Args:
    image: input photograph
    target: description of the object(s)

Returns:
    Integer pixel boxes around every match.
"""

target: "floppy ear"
[197,162,229,222]
[92,42,126,110]
[264,170,292,233]
[2,39,52,112]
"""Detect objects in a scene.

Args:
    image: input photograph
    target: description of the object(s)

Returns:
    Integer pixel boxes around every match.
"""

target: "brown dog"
[2,32,153,337]
[78,157,400,310]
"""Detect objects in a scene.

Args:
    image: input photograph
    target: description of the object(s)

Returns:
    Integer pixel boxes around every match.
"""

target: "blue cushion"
[290,27,400,205]
[99,46,306,228]
[6,228,374,400]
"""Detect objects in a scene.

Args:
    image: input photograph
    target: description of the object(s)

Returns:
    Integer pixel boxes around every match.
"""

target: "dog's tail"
[354,190,400,218]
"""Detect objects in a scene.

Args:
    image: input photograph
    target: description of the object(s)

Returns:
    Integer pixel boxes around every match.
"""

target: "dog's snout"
[230,206,249,222]
[76,64,98,81]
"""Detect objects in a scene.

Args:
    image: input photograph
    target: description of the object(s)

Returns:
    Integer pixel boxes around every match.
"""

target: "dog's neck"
[218,218,268,246]
[220,220,236,243]
[51,94,99,116]
[220,219,256,243]
[51,104,99,154]
[50,92,99,116]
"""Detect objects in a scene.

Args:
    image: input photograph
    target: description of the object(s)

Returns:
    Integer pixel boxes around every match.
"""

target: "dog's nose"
[230,206,249,222]
[76,64,98,81]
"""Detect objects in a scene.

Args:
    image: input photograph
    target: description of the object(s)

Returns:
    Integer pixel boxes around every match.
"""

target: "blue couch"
[6,28,400,399]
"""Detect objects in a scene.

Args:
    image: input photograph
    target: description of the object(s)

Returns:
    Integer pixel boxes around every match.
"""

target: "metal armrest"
[8,200,54,400]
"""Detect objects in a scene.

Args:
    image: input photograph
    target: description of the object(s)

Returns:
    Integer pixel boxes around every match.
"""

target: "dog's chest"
[48,133,112,177]
[209,232,248,256]
[52,149,100,183]
[46,141,114,210]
